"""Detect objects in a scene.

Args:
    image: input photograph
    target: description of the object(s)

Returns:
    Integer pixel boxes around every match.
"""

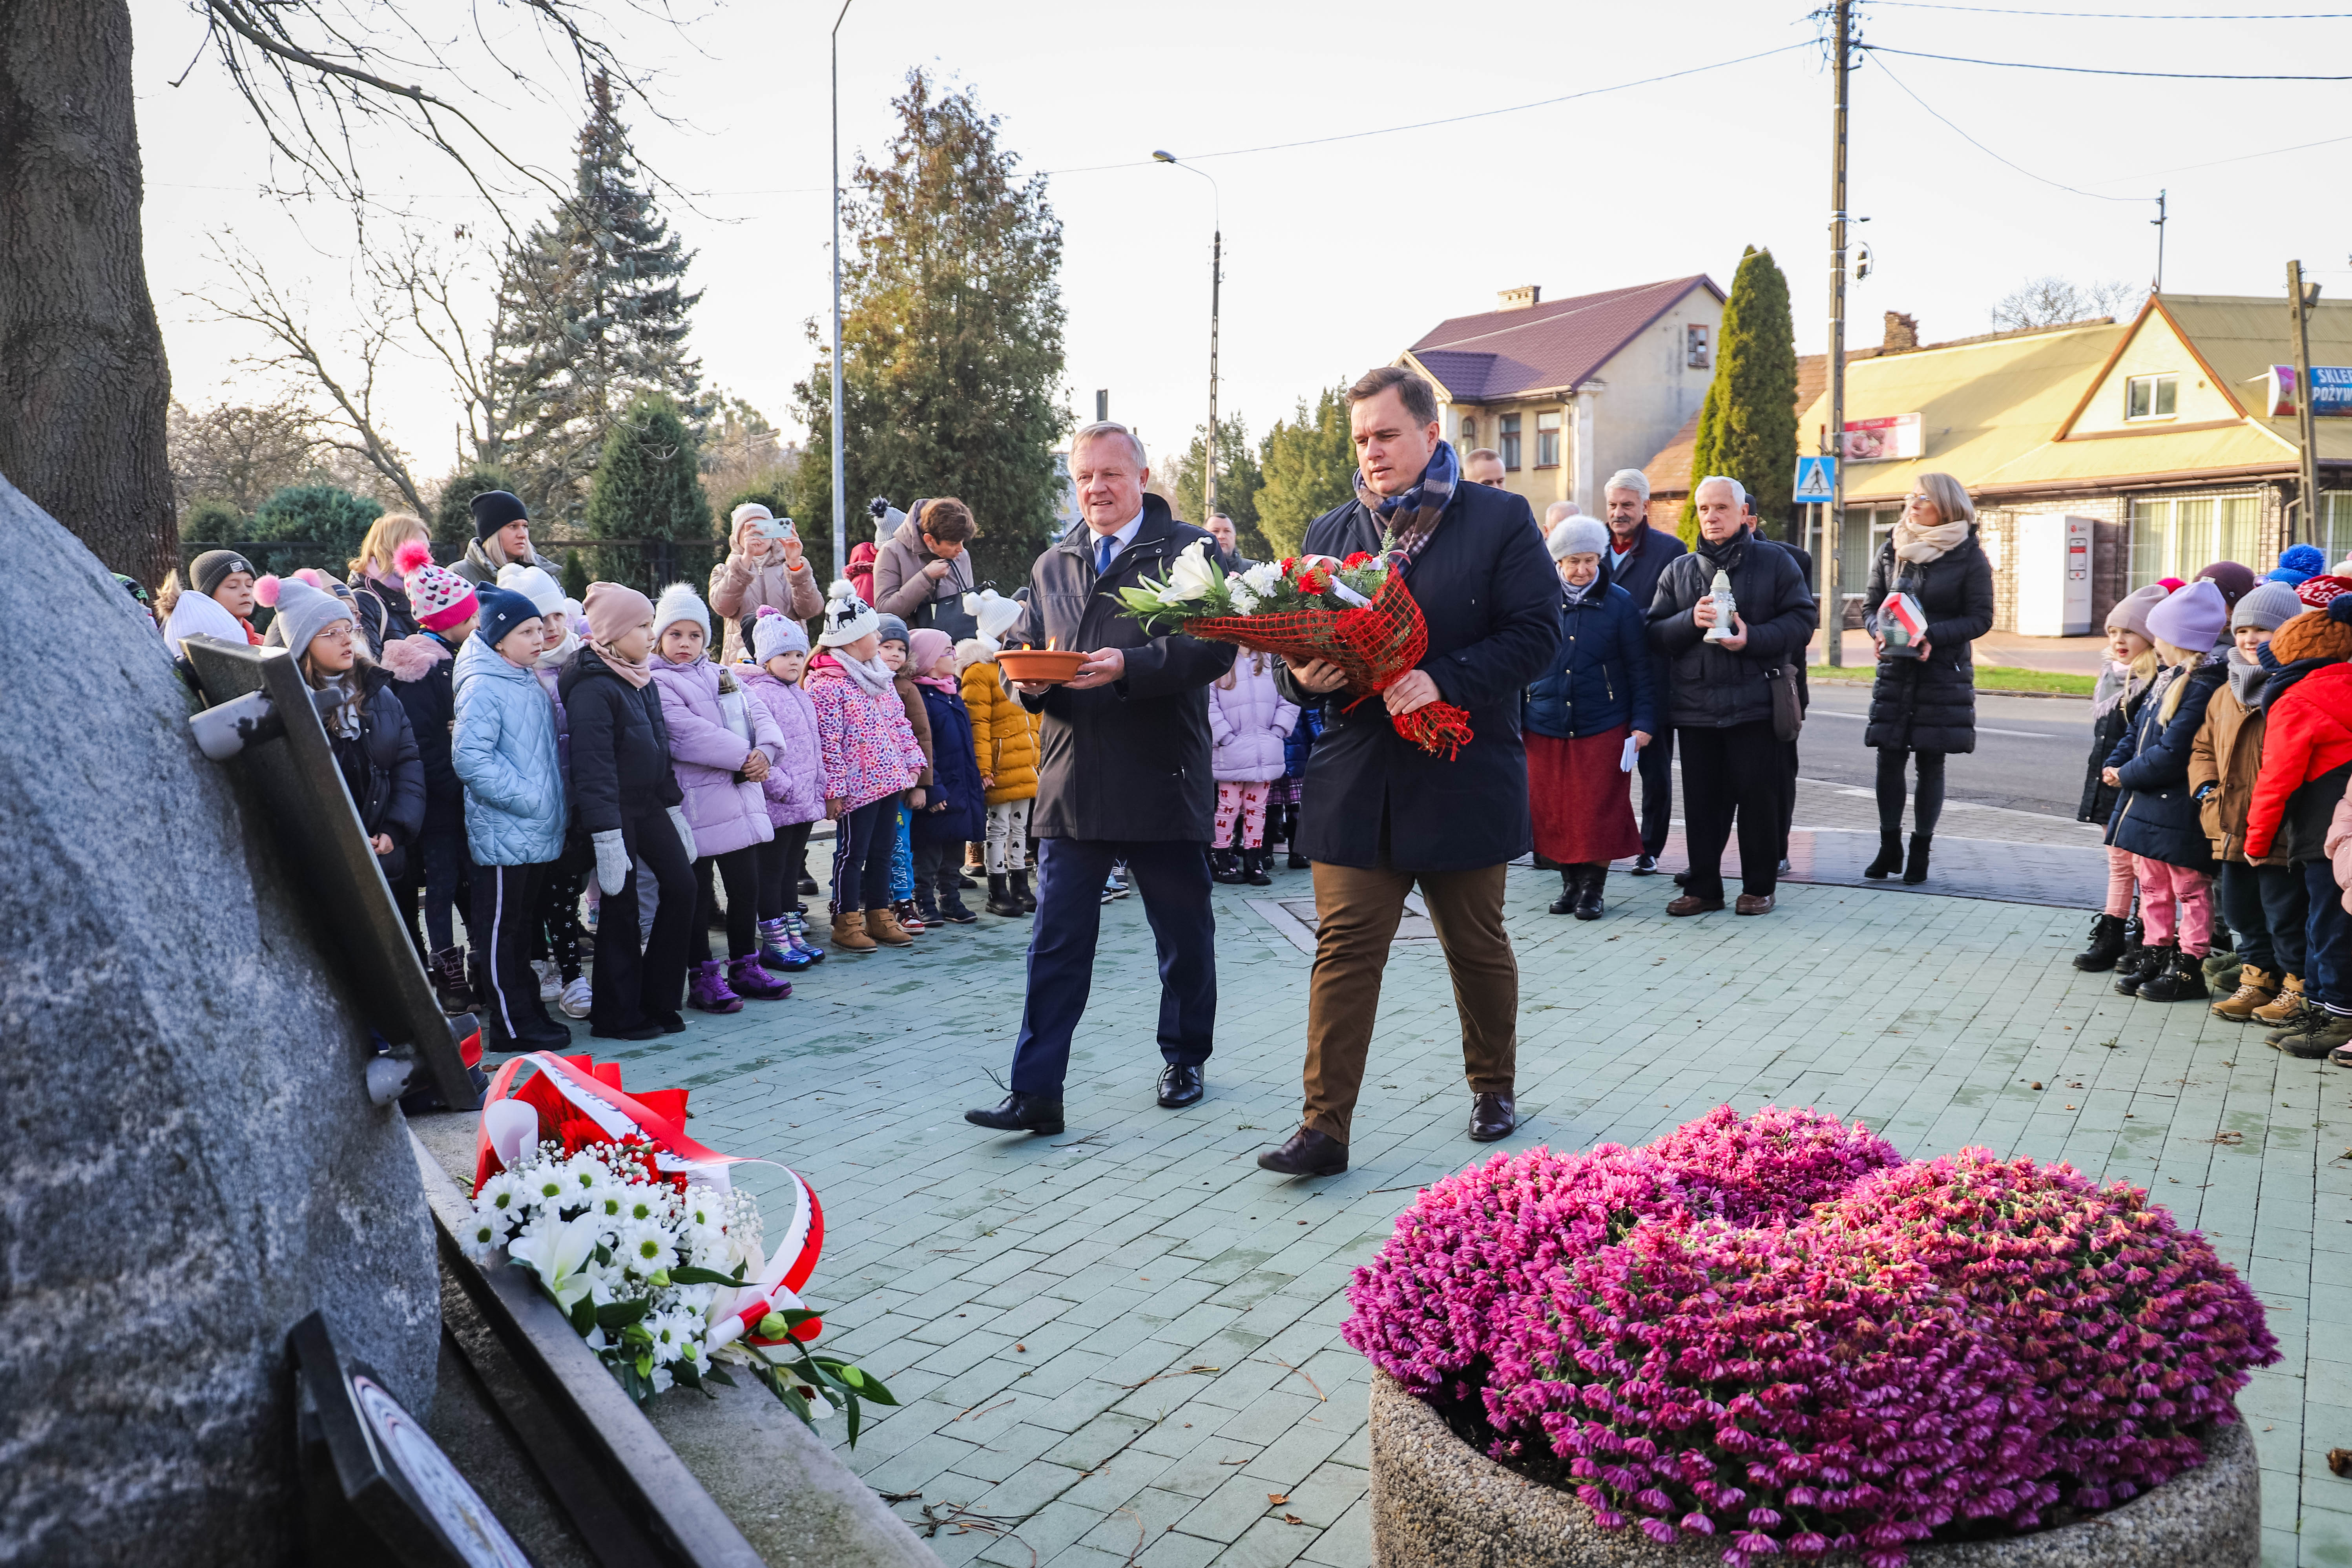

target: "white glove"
[593,829,630,895]
[667,805,698,862]
[1619,737,1640,774]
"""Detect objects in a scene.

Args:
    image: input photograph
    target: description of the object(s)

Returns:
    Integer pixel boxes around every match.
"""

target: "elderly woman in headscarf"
[1524,514,1656,920]
[1861,471,1995,886]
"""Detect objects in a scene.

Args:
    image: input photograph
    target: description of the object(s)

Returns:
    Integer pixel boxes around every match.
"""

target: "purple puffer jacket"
[1208,653,1299,784]
[741,666,825,829]
[649,654,783,858]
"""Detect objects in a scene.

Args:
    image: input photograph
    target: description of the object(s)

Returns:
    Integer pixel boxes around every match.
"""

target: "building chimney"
[1882,311,1920,353]
[1497,285,1541,312]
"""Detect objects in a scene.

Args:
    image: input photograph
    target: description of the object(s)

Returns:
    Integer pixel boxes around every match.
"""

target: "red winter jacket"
[2244,661,2352,859]
[847,541,878,610]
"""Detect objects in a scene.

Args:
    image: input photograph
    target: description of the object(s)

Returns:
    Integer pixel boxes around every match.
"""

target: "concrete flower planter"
[1367,1371,2259,1568]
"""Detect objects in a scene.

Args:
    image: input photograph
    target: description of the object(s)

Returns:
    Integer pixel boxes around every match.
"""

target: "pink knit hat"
[908,627,954,672]
[395,539,478,633]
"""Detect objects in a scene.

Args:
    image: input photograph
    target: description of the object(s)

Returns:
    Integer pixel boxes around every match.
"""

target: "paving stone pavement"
[557,860,2352,1568]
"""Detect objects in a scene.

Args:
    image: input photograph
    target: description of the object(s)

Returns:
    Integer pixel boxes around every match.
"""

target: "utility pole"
[2152,191,2168,294]
[1153,151,1222,518]
[2289,259,2323,549]
[829,0,853,580]
[1823,0,1853,668]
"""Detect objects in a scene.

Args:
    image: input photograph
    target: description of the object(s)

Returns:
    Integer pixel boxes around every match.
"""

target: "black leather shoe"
[1468,1092,1517,1142]
[1630,854,1659,876]
[964,1093,1065,1135]
[1572,866,1604,920]
[1672,870,1690,887]
[1257,1126,1348,1176]
[1157,1062,1204,1109]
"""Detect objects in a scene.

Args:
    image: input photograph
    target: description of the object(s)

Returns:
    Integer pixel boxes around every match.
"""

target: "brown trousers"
[1301,860,1518,1145]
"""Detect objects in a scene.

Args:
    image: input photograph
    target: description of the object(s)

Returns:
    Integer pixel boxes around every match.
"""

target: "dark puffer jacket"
[1861,531,1995,753]
[330,663,426,881]
[2078,676,2152,825]
[559,644,684,834]
[1647,530,1817,731]
[1524,568,1659,741]
[2104,659,2228,870]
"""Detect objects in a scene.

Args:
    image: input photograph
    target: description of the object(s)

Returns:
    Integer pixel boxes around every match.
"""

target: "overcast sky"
[133,0,2350,504]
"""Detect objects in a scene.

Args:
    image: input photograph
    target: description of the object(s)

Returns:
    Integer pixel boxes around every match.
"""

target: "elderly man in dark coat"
[1648,476,1817,916]
[1255,367,1561,1177]
[1601,468,1686,873]
[965,423,1237,1136]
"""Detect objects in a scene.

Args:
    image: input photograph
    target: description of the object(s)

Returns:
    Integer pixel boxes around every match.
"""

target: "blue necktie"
[1097,535,1116,575]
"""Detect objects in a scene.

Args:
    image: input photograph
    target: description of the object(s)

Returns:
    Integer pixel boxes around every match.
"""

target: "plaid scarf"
[1354,439,1459,561]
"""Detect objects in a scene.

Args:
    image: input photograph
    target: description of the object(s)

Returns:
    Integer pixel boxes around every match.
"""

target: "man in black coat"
[1255,367,1561,1177]
[1648,476,1817,915]
[965,423,1237,1136]
[1602,468,1686,872]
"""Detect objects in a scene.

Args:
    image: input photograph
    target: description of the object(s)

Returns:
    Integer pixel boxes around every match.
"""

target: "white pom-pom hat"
[818,579,881,648]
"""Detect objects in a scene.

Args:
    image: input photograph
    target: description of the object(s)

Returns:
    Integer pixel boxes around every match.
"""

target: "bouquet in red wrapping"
[1117,540,1474,759]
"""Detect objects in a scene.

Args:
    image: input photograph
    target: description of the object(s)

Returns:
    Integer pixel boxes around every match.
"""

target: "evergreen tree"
[582,393,713,595]
[559,549,589,601]
[792,69,1067,593]
[495,71,704,528]
[248,483,383,575]
[434,462,520,550]
[1680,246,1797,542]
[1166,414,1267,556]
[1255,386,1356,559]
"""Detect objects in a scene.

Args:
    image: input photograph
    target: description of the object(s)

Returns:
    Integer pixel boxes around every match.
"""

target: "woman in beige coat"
[708,502,824,664]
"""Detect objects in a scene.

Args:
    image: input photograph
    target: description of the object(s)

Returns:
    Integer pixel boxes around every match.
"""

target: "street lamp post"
[830,0,854,580]
[1153,151,1221,519]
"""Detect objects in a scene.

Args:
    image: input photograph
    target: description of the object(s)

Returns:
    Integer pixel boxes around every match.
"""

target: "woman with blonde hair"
[1861,471,1994,885]
[347,512,432,655]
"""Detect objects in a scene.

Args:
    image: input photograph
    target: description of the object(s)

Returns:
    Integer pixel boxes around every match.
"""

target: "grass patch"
[1805,662,2094,697]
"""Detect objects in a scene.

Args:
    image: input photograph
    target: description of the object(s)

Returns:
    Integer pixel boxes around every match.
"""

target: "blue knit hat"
[473,585,542,652]
[2269,544,2326,585]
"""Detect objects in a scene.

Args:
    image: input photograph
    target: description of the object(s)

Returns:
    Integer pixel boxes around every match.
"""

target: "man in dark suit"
[964,423,1236,1136]
[1256,367,1561,1177]
[1602,469,1685,873]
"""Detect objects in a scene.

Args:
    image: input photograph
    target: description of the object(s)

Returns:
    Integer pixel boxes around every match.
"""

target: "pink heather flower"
[1340,1108,2277,1568]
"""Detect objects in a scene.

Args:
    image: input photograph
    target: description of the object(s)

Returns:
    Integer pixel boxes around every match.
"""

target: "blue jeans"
[1008,838,1217,1096]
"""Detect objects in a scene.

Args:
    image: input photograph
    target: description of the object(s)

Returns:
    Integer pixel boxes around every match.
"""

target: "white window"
[2126,373,2178,421]
[1536,411,1562,468]
[2129,492,2262,590]
[1686,325,1711,370]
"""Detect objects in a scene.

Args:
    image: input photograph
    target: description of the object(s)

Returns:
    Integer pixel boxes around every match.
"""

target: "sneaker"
[797,874,819,895]
[559,976,593,1019]
[533,958,562,1003]
[1105,871,1129,900]
[2283,1009,2352,1059]
[687,958,743,1014]
[935,891,980,924]
[893,897,927,935]
[1629,854,1659,876]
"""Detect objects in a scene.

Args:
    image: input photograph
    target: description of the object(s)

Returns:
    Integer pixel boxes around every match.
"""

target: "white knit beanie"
[496,562,566,617]
[818,579,881,648]
[652,581,711,643]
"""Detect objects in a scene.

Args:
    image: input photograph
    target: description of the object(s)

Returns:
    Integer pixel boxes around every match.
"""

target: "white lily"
[508,1215,603,1313]
[1162,538,1222,604]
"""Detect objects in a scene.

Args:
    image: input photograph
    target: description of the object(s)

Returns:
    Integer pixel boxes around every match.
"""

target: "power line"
[1870,2,2351,15]
[1863,42,2352,77]
[1868,52,2150,200]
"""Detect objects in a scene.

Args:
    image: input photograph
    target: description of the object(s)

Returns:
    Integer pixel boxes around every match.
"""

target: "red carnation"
[1298,568,1331,596]
[1342,551,1375,569]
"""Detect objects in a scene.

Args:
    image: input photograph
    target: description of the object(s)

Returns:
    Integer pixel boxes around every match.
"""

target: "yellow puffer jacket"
[960,655,1040,805]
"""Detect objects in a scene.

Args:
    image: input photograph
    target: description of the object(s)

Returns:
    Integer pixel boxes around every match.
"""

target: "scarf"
[2226,647,2266,705]
[535,627,580,671]
[2091,659,2144,721]
[1892,516,1971,564]
[829,648,896,697]
[1560,571,1601,606]
[1354,439,1459,560]
[1695,525,1749,575]
[591,639,654,689]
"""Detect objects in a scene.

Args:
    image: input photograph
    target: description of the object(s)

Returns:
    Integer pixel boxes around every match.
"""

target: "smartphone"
[755,515,797,542]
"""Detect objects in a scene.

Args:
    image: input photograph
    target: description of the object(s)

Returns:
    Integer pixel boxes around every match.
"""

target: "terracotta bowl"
[996,648,1089,685]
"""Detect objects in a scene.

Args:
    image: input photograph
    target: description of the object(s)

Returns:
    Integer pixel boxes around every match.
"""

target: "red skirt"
[1527,726,1643,865]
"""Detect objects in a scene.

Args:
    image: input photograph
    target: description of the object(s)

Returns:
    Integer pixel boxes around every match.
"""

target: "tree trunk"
[0,0,175,586]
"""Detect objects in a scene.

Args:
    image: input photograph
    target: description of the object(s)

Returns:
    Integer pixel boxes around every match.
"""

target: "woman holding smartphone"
[709,502,824,663]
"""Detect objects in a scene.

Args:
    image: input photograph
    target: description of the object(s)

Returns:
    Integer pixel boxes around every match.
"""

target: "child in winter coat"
[958,589,1040,918]
[453,586,572,1052]
[266,573,425,884]
[876,613,934,935]
[2075,583,2169,974]
[2191,581,2309,1023]
[2102,581,2231,1004]
[173,549,268,647]
[384,538,483,1014]
[560,582,698,1040]
[648,583,790,1012]
[909,628,985,925]
[2242,593,2352,1059]
[500,562,593,1020]
[1208,650,1299,887]
[741,608,827,972]
[807,580,927,953]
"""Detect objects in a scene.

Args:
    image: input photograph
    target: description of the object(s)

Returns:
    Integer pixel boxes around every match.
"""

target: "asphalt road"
[1795,682,2096,820]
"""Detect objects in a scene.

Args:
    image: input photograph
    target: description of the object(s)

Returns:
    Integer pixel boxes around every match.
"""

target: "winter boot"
[1211,848,1244,884]
[913,883,943,928]
[1573,864,1606,920]
[1863,833,1903,879]
[1244,847,1274,887]
[758,917,815,973]
[2211,965,2277,1020]
[866,905,916,947]
[985,873,1024,917]
[430,946,479,1014]
[2137,946,2209,1002]
[830,908,878,953]
[783,910,825,965]
[1549,867,1578,915]
[728,955,791,1000]
[2283,1007,2352,1059]
[2110,918,2149,987]
[1013,867,1037,913]
[688,959,743,1014]
[2115,940,2170,996]
[2071,913,2129,972]
[935,876,979,923]
[892,896,926,935]
[1902,833,1933,885]
[2253,973,2305,1024]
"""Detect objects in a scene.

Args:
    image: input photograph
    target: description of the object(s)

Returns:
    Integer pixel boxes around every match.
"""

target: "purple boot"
[728,955,792,1000]
[688,958,742,1014]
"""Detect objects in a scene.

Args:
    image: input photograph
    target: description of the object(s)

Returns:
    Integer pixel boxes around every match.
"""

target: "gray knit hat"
[265,573,354,658]
[2233,579,2304,632]
[874,612,911,647]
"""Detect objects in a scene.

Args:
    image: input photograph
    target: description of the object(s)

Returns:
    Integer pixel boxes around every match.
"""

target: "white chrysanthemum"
[619,1185,672,1227]
[650,1365,676,1394]
[678,1187,723,1233]
[1241,560,1283,594]
[558,1153,605,1194]
[475,1171,523,1218]
[645,1309,700,1364]
[459,1212,505,1261]
[1229,582,1260,614]
[616,1221,675,1278]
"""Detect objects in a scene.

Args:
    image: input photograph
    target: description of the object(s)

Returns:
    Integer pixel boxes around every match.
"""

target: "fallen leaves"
[2331,1449,2352,1478]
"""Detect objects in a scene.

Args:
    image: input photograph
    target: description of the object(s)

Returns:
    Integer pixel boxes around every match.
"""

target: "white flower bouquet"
[464,1052,894,1438]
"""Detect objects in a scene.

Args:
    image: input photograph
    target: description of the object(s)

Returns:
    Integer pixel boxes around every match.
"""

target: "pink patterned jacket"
[806,653,925,812]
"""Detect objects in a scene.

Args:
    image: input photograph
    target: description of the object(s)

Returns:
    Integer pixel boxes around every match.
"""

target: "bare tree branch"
[370,226,511,467]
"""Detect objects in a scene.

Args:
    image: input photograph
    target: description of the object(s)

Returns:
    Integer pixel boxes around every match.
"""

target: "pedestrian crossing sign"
[1794,456,1837,502]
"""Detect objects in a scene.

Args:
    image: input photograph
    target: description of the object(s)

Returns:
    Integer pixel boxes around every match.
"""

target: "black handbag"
[1765,666,1805,743]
